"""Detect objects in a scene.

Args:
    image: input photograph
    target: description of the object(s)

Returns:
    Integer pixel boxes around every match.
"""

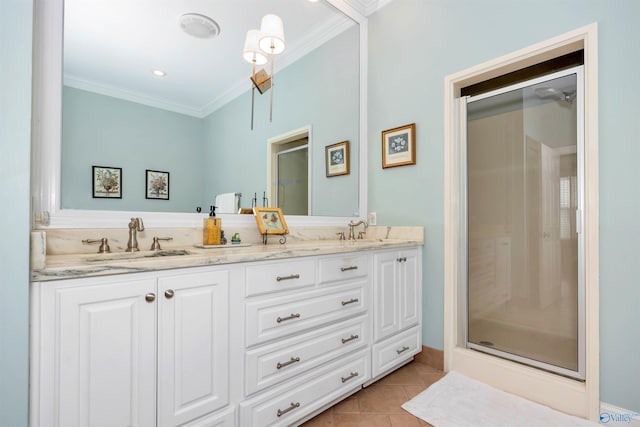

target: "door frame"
[443,23,599,420]
[267,126,312,214]
[275,144,309,215]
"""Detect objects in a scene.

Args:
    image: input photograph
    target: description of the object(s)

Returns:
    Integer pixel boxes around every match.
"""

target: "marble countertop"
[32,237,423,282]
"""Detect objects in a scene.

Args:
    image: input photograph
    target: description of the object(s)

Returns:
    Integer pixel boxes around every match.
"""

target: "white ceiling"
[63,0,386,118]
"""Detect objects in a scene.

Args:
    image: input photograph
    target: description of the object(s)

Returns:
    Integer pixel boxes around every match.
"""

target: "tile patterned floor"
[300,360,444,426]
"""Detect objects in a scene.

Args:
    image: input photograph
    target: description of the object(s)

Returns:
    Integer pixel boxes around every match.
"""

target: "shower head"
[534,87,576,104]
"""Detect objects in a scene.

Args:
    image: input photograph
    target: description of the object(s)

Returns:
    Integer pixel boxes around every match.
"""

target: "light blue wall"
[202,26,359,216]
[0,0,32,424]
[62,87,205,212]
[368,0,640,412]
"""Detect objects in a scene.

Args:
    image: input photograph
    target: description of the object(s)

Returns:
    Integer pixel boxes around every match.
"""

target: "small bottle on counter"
[203,206,222,245]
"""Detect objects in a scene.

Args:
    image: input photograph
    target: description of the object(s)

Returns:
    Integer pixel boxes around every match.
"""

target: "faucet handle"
[150,236,173,251]
[336,232,346,241]
[358,231,366,239]
[82,238,111,253]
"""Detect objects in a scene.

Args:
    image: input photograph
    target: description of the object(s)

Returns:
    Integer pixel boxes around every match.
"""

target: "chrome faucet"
[126,217,145,252]
[348,219,368,240]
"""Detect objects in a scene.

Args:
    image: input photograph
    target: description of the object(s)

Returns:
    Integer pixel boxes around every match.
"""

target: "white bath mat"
[402,371,599,427]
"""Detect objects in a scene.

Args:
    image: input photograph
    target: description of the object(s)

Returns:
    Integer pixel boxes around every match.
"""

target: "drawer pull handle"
[340,265,358,272]
[341,298,359,306]
[396,346,410,355]
[341,371,359,383]
[277,313,301,323]
[276,274,300,282]
[397,257,407,263]
[341,334,359,344]
[277,402,300,417]
[277,356,301,369]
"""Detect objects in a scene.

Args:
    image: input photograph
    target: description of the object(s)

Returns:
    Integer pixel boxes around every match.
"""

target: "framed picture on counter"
[253,207,289,235]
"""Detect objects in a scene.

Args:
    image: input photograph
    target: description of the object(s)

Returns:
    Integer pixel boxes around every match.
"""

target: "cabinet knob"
[164,289,175,299]
[145,293,156,303]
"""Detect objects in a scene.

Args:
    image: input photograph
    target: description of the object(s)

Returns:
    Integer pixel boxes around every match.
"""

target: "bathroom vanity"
[30,229,423,427]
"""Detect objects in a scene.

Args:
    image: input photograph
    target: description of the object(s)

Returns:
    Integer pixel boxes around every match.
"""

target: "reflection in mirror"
[60,0,359,216]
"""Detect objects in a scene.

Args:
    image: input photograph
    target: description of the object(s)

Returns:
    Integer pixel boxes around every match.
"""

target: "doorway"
[444,25,599,419]
[276,145,309,215]
[267,126,312,215]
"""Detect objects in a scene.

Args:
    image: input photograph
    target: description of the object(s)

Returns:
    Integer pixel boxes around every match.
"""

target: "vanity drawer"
[318,253,369,285]
[240,349,370,427]
[372,325,421,377]
[245,282,366,347]
[245,259,316,297]
[245,315,368,396]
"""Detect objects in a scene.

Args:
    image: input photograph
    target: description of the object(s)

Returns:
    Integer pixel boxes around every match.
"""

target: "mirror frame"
[31,0,368,229]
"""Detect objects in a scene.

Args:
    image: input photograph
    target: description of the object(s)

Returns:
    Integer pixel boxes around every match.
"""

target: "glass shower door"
[465,67,584,379]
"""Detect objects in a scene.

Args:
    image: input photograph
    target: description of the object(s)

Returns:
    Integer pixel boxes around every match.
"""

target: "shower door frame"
[463,66,586,380]
[443,24,599,421]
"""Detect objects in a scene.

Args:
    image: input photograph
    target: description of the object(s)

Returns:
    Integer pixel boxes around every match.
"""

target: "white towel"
[215,193,238,214]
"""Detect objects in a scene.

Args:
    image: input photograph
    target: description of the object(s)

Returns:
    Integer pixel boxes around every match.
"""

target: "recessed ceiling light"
[179,13,221,39]
[152,69,167,77]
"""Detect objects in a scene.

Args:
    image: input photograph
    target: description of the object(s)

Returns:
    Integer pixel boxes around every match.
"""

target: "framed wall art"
[325,140,350,177]
[382,123,416,168]
[92,166,122,198]
[253,207,289,235]
[145,169,169,200]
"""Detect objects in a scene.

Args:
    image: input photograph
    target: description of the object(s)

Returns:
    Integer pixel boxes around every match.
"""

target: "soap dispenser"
[203,205,222,245]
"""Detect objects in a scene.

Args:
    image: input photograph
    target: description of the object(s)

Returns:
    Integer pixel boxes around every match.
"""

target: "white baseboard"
[600,403,640,425]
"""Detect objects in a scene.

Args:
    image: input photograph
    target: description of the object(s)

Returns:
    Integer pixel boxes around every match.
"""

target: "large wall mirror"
[32,0,367,228]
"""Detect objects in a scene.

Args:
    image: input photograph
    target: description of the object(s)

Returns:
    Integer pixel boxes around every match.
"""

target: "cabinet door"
[399,249,420,330]
[54,277,157,427]
[157,269,229,427]
[373,251,399,342]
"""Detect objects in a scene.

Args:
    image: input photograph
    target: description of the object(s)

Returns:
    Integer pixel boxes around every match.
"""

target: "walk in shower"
[464,67,585,379]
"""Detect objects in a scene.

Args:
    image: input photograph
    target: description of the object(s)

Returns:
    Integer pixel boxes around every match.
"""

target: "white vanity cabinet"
[31,243,423,427]
[240,253,371,426]
[31,267,231,427]
[372,248,422,377]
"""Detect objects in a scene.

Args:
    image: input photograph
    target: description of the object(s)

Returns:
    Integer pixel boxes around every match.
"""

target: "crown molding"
[63,74,204,117]
[343,0,395,16]
[64,14,355,119]
[200,14,354,117]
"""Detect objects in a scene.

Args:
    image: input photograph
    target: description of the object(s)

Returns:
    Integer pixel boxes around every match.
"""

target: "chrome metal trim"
[341,372,359,383]
[276,313,301,323]
[277,402,300,417]
[341,334,359,344]
[396,346,410,355]
[276,357,300,370]
[341,298,359,306]
[276,274,300,282]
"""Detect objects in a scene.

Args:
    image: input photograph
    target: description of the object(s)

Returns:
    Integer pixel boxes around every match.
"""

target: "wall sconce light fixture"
[243,14,285,129]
